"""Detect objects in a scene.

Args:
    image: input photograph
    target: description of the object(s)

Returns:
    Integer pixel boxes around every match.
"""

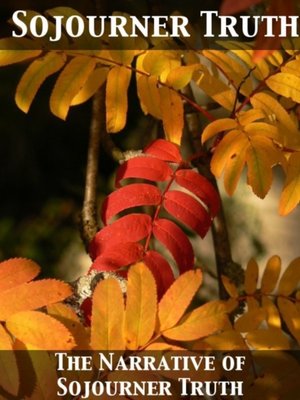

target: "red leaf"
[89,214,151,259]
[143,139,182,163]
[91,242,144,272]
[175,169,220,217]
[153,218,194,273]
[143,251,175,299]
[101,183,161,224]
[115,156,173,187]
[164,191,211,238]
[220,0,262,15]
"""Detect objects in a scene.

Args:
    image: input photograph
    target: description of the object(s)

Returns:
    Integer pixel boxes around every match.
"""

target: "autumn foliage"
[1,0,300,398]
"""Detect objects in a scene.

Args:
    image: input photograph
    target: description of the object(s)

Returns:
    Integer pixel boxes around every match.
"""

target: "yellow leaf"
[50,55,96,120]
[106,66,132,132]
[221,275,239,298]
[201,118,237,143]
[0,258,40,292]
[0,38,41,66]
[194,68,236,111]
[125,262,157,350]
[237,109,266,126]
[244,122,279,140]
[204,329,247,350]
[244,258,259,294]
[163,300,229,341]
[262,296,281,328]
[246,136,282,198]
[137,75,161,119]
[278,298,300,345]
[47,303,89,350]
[279,152,300,215]
[261,255,281,294]
[278,257,300,295]
[91,278,125,350]
[0,279,72,321]
[0,324,19,396]
[6,311,75,350]
[15,52,66,114]
[234,309,266,333]
[159,269,202,331]
[246,328,290,350]
[250,92,300,149]
[203,50,253,96]
[166,65,197,90]
[266,73,300,103]
[159,86,184,144]
[71,67,108,106]
[142,50,181,82]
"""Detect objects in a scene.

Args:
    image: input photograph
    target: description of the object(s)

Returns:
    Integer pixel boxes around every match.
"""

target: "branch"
[183,87,243,300]
[80,89,105,251]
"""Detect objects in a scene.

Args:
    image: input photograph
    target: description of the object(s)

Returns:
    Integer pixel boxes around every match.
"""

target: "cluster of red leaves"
[89,139,220,298]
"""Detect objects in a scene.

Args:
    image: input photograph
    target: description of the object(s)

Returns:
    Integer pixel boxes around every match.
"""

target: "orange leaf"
[163,300,229,341]
[277,298,300,345]
[159,269,202,332]
[125,263,157,350]
[0,324,19,396]
[235,309,266,333]
[0,258,40,292]
[0,280,72,321]
[221,275,239,298]
[47,303,89,350]
[261,256,281,294]
[262,296,281,329]
[6,311,75,350]
[245,258,259,294]
[91,278,125,350]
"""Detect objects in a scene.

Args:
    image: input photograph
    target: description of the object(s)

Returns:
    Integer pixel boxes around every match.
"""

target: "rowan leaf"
[0,324,19,396]
[278,257,300,296]
[143,250,175,299]
[143,139,182,163]
[166,65,197,90]
[125,263,157,350]
[0,38,41,66]
[194,68,236,111]
[153,218,194,273]
[159,269,202,331]
[175,169,220,217]
[159,86,184,144]
[0,280,72,321]
[163,190,211,238]
[262,296,281,328]
[106,66,132,133]
[279,152,300,215]
[50,56,96,120]
[261,255,281,294]
[163,300,230,341]
[0,258,40,292]
[101,183,161,224]
[90,214,151,258]
[91,278,125,350]
[246,328,290,350]
[47,303,89,350]
[221,275,239,298]
[203,329,247,350]
[115,156,173,187]
[266,73,300,103]
[245,258,259,294]
[278,298,300,345]
[234,309,266,332]
[15,52,66,114]
[6,311,75,350]
[71,67,108,106]
[91,242,144,272]
[201,118,238,143]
